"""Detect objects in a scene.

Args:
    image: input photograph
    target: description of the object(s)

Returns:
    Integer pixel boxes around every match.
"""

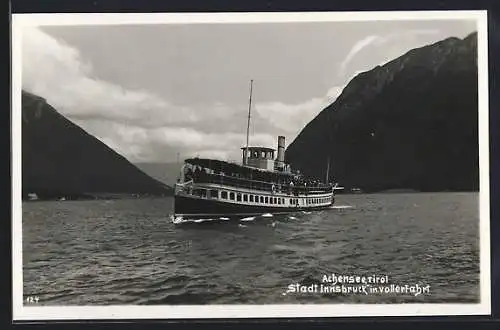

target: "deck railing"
[186,172,333,195]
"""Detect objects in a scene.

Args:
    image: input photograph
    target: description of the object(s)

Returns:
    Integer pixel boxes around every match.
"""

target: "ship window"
[282,198,285,204]
[265,196,269,203]
[210,189,218,198]
[270,197,274,204]
[201,190,207,198]
[230,192,235,200]
[260,196,264,203]
[221,191,228,199]
[278,198,281,205]
[273,197,276,204]
[243,194,248,202]
[249,195,254,202]
[237,194,242,202]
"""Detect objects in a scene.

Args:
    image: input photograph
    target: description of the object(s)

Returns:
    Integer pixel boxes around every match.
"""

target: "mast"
[244,79,253,165]
[325,156,330,184]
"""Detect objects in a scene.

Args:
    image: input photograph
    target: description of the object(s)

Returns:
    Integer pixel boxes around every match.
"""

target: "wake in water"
[170,214,231,224]
[170,205,354,225]
[329,205,354,209]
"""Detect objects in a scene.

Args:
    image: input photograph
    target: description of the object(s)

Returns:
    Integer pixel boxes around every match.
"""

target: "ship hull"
[174,194,333,218]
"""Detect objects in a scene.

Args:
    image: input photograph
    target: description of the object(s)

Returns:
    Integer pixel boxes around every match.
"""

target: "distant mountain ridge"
[134,162,182,187]
[21,90,172,199]
[285,32,479,192]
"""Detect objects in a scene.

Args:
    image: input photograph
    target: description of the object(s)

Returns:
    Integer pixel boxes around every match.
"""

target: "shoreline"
[21,190,479,202]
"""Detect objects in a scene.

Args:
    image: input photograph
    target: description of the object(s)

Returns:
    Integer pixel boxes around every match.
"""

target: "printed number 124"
[26,296,39,303]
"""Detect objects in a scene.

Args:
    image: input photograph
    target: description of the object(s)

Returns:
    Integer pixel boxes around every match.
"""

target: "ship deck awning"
[240,146,276,151]
[184,157,294,177]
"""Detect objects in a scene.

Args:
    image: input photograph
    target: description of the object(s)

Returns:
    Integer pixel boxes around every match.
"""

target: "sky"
[21,18,477,163]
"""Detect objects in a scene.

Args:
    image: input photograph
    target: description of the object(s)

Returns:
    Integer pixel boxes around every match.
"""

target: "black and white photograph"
[11,10,490,320]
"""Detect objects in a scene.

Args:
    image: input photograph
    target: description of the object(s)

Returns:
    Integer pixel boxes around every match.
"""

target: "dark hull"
[174,195,333,217]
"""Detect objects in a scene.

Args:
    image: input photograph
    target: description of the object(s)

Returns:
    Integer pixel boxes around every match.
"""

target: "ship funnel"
[277,135,285,163]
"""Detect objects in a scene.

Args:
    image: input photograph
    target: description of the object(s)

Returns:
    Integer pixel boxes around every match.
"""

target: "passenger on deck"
[193,167,201,181]
[185,168,193,181]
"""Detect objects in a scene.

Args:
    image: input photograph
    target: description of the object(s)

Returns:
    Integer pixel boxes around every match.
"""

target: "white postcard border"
[11,10,491,320]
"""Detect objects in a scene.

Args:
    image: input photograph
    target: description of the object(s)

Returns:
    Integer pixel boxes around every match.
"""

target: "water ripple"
[22,193,480,305]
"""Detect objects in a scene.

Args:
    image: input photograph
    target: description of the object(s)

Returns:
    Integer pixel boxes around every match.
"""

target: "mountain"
[21,90,172,199]
[285,32,479,193]
[134,162,182,187]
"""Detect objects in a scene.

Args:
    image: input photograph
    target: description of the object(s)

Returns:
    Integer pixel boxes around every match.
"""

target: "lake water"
[21,192,480,305]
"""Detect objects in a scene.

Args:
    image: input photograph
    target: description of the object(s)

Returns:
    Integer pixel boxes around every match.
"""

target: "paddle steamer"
[173,80,340,219]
